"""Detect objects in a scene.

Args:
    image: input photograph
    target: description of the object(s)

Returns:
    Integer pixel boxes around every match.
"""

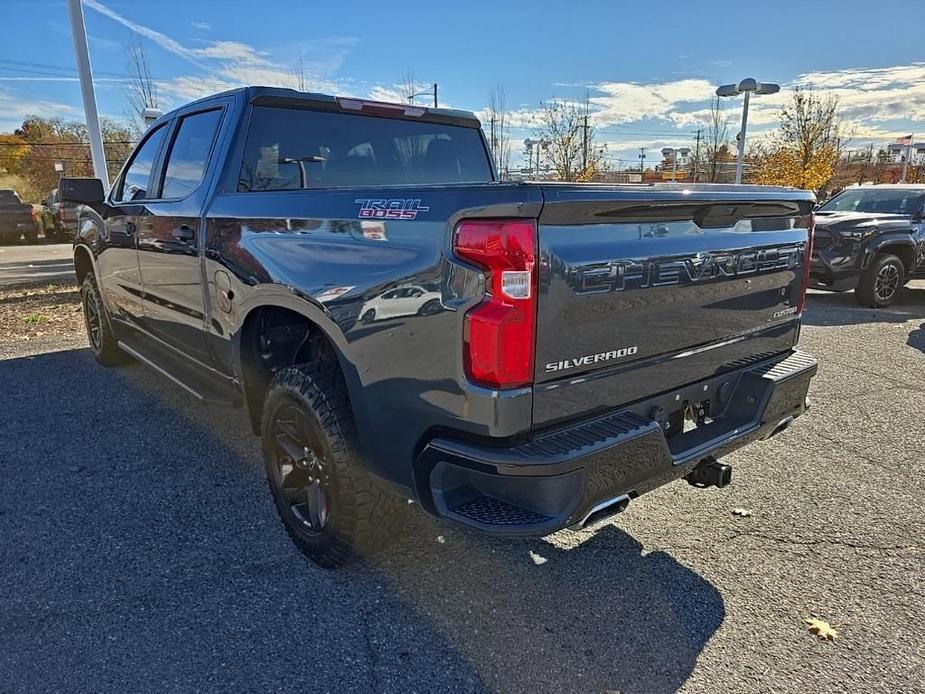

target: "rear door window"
[116,125,167,203]
[238,106,492,191]
[160,109,223,199]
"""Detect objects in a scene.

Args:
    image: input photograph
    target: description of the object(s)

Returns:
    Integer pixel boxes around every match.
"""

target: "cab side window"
[160,109,223,199]
[115,125,167,203]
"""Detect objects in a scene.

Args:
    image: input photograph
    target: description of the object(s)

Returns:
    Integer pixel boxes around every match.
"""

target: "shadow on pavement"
[801,286,925,327]
[908,322,925,357]
[0,348,724,694]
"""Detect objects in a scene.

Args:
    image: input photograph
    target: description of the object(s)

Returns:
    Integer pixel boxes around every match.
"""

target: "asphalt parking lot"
[1,279,923,693]
[0,242,76,287]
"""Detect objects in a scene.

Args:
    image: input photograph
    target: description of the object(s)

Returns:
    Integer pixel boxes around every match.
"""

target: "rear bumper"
[414,349,816,536]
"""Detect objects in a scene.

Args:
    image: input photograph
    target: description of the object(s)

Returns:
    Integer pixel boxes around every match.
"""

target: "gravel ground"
[0,283,923,693]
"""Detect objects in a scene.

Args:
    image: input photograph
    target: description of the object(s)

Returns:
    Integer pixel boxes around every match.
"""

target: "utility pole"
[692,129,702,182]
[409,82,438,108]
[489,115,497,165]
[638,147,647,177]
[67,0,109,189]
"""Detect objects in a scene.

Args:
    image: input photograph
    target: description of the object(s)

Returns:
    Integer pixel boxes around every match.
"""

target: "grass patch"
[22,313,50,324]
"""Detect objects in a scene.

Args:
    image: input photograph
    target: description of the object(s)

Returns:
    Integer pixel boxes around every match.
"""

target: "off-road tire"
[80,274,132,366]
[262,362,406,568]
[856,253,904,308]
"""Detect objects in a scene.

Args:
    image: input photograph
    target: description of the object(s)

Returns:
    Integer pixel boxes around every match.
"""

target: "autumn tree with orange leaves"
[752,89,842,194]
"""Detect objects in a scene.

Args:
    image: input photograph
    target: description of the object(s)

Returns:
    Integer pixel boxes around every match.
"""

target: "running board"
[118,338,241,407]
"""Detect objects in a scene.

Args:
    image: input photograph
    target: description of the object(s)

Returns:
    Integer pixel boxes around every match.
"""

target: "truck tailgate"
[533,184,814,427]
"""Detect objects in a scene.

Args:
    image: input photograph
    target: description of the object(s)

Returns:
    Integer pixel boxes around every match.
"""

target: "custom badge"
[354,199,430,220]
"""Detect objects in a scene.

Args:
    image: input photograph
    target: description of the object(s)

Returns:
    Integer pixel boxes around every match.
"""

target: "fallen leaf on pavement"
[805,617,838,641]
[731,508,753,517]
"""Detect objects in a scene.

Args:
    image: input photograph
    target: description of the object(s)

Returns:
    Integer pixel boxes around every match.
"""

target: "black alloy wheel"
[856,253,904,308]
[268,404,332,532]
[874,262,900,304]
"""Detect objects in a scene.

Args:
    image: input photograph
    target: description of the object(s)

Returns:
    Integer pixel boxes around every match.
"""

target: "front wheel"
[856,253,904,308]
[262,362,406,568]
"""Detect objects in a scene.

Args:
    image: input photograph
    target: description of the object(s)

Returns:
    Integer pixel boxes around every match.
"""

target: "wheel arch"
[73,243,95,285]
[232,292,365,439]
[865,237,917,273]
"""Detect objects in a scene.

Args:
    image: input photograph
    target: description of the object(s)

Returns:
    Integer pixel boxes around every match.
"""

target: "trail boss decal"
[355,199,430,220]
[545,346,638,373]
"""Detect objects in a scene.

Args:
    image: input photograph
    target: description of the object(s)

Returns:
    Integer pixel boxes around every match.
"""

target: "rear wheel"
[856,253,904,308]
[80,274,132,366]
[262,362,406,568]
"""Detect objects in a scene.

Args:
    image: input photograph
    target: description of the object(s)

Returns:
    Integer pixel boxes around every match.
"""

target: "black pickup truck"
[810,184,925,307]
[0,189,40,244]
[62,87,817,568]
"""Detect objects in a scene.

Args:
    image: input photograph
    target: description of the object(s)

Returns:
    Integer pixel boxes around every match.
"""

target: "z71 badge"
[355,199,430,220]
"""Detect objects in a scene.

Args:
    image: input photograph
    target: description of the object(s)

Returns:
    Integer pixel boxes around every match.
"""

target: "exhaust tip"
[570,494,631,530]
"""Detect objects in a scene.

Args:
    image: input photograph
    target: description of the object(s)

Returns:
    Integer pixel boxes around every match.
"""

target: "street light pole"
[66,0,109,190]
[735,90,750,184]
[716,78,779,185]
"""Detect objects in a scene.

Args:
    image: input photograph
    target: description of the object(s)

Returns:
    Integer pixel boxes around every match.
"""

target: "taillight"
[797,212,815,315]
[454,219,537,389]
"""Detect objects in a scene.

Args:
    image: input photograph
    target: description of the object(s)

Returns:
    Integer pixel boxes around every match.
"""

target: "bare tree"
[700,96,729,183]
[535,98,606,181]
[292,49,307,92]
[399,71,418,105]
[124,36,159,134]
[486,84,511,177]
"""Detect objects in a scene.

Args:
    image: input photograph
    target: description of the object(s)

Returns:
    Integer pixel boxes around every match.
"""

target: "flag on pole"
[896,135,913,146]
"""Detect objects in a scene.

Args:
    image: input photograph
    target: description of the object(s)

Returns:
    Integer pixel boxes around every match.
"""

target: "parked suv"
[811,184,925,307]
[62,87,817,568]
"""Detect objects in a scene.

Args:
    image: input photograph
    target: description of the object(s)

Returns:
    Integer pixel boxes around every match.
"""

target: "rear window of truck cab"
[237,106,492,191]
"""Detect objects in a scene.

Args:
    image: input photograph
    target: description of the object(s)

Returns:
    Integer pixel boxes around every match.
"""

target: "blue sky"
[2,0,924,166]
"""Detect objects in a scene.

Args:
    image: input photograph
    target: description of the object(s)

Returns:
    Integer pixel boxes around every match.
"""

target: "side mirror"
[59,177,105,206]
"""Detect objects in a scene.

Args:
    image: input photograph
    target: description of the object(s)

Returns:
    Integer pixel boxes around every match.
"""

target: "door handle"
[173,225,195,243]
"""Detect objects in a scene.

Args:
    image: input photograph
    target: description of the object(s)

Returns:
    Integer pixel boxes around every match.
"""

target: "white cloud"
[84,0,356,107]
[590,78,715,124]
[0,88,81,131]
[193,41,270,65]
[366,85,406,104]
[191,21,212,30]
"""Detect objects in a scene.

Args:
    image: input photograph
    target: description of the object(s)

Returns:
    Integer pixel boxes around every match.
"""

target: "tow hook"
[685,456,732,489]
